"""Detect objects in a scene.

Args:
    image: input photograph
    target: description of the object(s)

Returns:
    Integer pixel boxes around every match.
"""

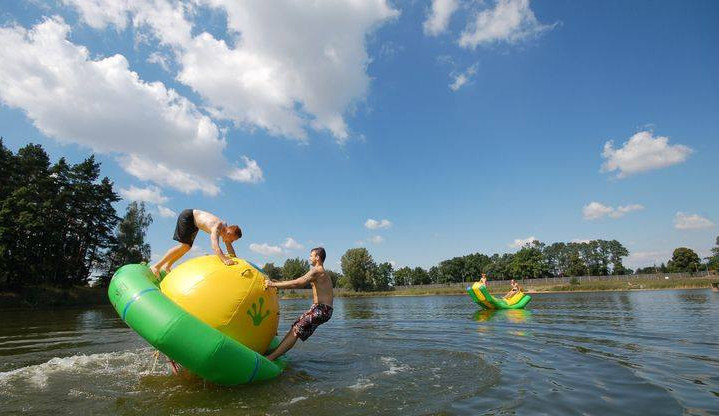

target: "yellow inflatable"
[160,255,279,354]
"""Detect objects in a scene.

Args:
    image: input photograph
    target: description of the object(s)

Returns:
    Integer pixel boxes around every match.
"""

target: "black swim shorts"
[173,209,198,246]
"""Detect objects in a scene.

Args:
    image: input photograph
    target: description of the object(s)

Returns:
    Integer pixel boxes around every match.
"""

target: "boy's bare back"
[310,265,333,306]
[192,210,224,233]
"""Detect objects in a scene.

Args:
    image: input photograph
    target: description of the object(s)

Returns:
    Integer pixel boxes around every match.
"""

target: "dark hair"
[227,225,242,239]
[311,247,326,263]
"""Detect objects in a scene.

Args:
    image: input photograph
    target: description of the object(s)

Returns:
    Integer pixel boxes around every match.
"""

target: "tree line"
[335,238,719,292]
[0,140,152,290]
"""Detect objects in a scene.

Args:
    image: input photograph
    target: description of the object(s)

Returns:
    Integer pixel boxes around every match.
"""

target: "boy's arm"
[226,242,237,257]
[211,225,233,265]
[267,269,317,289]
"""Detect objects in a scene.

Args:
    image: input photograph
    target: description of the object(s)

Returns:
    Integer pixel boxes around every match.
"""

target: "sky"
[1,0,717,271]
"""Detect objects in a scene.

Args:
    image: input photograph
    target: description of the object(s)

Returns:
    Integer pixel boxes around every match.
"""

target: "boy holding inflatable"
[264,247,333,361]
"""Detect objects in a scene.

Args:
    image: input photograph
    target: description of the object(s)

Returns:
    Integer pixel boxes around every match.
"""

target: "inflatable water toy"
[108,256,286,385]
[466,282,531,310]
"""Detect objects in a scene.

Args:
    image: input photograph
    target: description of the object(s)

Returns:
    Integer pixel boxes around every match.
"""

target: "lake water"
[1,290,718,415]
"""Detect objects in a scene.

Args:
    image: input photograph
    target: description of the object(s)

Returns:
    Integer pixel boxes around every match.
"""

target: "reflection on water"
[472,308,532,323]
[0,289,718,415]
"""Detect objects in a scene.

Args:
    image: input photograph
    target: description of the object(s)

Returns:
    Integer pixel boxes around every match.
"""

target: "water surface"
[1,289,718,415]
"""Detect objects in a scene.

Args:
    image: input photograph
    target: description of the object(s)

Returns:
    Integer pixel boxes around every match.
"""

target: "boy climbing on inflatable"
[151,209,242,277]
[264,247,333,361]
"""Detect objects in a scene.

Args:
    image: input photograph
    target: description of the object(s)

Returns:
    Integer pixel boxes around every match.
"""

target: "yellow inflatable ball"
[160,255,279,354]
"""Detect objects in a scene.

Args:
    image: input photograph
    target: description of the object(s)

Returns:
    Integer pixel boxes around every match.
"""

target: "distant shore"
[279,277,717,299]
[1,277,716,309]
[0,286,106,309]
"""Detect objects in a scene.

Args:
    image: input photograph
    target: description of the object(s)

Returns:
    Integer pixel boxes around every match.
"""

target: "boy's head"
[222,225,242,243]
[309,247,326,266]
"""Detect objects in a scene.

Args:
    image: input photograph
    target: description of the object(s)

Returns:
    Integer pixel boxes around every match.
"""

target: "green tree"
[98,202,153,286]
[708,236,719,271]
[393,266,413,286]
[428,266,440,284]
[340,248,377,292]
[667,247,701,273]
[262,262,283,281]
[375,262,394,291]
[325,269,342,287]
[463,253,490,280]
[282,257,310,281]
[510,243,548,279]
[437,257,466,283]
[544,242,567,276]
[410,267,430,285]
[0,142,119,289]
[607,240,630,274]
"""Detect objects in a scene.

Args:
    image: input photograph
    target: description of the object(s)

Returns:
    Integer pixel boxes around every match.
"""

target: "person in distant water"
[479,273,488,286]
[264,247,333,361]
[150,209,241,277]
[503,279,522,299]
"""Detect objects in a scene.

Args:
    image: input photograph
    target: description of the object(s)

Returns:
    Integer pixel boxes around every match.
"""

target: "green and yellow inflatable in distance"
[466,281,531,310]
[108,255,287,385]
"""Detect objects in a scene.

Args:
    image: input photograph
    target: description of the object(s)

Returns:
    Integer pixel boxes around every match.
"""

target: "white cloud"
[228,156,264,183]
[368,235,385,244]
[365,218,392,229]
[459,0,555,49]
[582,202,644,220]
[0,17,258,195]
[601,131,693,178]
[508,236,537,248]
[424,0,459,36]
[674,212,714,230]
[157,205,177,218]
[119,185,168,204]
[282,237,304,250]
[249,243,283,256]
[147,51,172,72]
[65,0,399,142]
[570,238,591,244]
[449,63,478,91]
[355,240,366,246]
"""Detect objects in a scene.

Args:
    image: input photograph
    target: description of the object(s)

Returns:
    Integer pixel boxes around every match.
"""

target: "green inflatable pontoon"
[108,263,286,385]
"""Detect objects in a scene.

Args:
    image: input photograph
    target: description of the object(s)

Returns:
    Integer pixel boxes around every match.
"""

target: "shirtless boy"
[151,209,241,277]
[264,247,333,361]
[504,279,522,299]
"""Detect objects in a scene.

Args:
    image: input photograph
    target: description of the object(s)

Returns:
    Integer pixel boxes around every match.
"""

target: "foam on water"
[380,356,411,375]
[348,377,374,390]
[0,348,159,390]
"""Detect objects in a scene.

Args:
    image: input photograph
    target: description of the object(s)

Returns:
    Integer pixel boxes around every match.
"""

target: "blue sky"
[1,0,717,270]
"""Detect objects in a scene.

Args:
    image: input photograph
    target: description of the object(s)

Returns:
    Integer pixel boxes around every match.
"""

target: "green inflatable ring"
[108,263,287,385]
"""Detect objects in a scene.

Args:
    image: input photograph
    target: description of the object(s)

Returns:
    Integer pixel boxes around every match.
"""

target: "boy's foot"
[149,265,161,278]
[168,359,180,375]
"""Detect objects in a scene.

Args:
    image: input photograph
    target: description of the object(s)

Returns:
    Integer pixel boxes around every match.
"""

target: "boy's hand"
[222,257,235,266]
[264,278,273,289]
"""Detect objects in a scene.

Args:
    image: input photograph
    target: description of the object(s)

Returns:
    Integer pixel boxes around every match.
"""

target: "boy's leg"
[151,243,190,276]
[164,244,191,272]
[266,329,298,361]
